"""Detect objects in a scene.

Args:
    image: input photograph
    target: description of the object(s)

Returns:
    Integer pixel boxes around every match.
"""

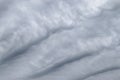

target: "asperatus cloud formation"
[0,0,120,80]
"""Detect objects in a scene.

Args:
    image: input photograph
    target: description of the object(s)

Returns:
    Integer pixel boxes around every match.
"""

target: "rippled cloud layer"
[0,0,120,80]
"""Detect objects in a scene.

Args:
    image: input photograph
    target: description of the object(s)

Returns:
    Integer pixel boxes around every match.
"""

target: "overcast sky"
[0,0,120,80]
